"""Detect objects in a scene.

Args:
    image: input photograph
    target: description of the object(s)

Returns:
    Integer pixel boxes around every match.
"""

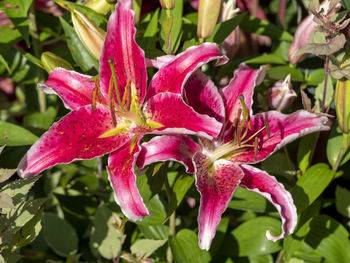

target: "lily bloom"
[18,0,227,221]
[136,64,330,250]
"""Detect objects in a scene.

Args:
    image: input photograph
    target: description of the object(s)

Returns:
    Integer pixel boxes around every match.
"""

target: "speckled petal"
[194,152,244,250]
[99,0,147,104]
[147,43,228,98]
[40,68,95,110]
[231,110,330,164]
[143,92,223,139]
[108,138,150,221]
[18,105,132,177]
[136,135,200,174]
[184,70,225,123]
[240,164,297,241]
[221,63,265,123]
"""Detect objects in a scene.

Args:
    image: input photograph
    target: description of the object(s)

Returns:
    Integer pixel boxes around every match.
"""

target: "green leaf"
[266,66,304,81]
[0,20,22,53]
[335,186,350,218]
[90,204,123,259]
[138,8,159,49]
[0,121,38,146]
[42,213,79,257]
[296,33,346,56]
[59,17,98,72]
[168,174,194,216]
[245,53,286,65]
[0,54,11,74]
[230,217,282,256]
[0,192,14,209]
[131,239,167,258]
[1,0,33,46]
[307,69,325,86]
[206,14,245,44]
[23,107,57,131]
[0,168,17,183]
[297,133,318,174]
[249,255,273,263]
[170,229,211,263]
[292,163,335,213]
[137,195,167,226]
[262,152,295,178]
[228,187,268,213]
[137,224,169,240]
[305,215,350,262]
[210,217,229,255]
[240,15,293,41]
[327,125,350,168]
[315,76,334,111]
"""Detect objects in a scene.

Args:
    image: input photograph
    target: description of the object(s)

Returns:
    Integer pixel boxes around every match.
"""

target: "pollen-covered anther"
[122,79,132,111]
[253,137,259,160]
[264,117,270,138]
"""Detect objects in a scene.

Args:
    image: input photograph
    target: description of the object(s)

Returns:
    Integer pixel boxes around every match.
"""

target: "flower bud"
[84,0,112,15]
[159,0,175,10]
[41,52,74,73]
[266,75,297,111]
[335,75,350,133]
[71,9,106,59]
[197,0,222,39]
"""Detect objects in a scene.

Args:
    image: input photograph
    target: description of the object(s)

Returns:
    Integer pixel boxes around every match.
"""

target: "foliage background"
[0,0,350,262]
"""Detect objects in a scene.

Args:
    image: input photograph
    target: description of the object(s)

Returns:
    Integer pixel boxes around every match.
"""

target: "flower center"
[208,95,270,163]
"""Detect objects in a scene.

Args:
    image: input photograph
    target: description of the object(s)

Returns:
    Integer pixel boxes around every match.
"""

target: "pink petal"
[99,0,147,104]
[136,135,200,174]
[184,70,225,123]
[240,164,297,241]
[147,43,228,98]
[143,92,223,139]
[108,138,150,221]
[41,68,95,110]
[221,63,265,123]
[231,110,330,164]
[288,15,316,64]
[145,55,174,69]
[18,105,133,177]
[194,152,244,250]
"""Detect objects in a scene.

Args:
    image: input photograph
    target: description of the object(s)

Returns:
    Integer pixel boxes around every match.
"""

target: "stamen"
[108,78,117,127]
[122,80,131,111]
[130,134,138,154]
[91,85,98,112]
[253,137,259,160]
[264,117,270,138]
[236,125,241,146]
[94,78,106,104]
[241,125,266,145]
[108,58,123,106]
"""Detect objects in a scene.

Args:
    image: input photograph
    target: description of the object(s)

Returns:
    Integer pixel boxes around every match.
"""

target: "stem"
[333,133,350,171]
[29,4,46,113]
[97,157,104,190]
[164,163,175,263]
[164,10,173,55]
[275,250,284,263]
[321,56,330,112]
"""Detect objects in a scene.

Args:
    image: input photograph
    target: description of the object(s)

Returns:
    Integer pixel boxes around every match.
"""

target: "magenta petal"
[99,0,147,104]
[145,55,174,69]
[18,105,132,177]
[41,68,95,110]
[143,92,223,139]
[221,63,265,123]
[136,135,200,174]
[231,110,330,164]
[108,138,150,221]
[147,43,228,98]
[194,152,244,250]
[240,164,297,241]
[184,70,225,123]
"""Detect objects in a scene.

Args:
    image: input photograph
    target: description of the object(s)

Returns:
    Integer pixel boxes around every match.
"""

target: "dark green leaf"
[137,195,167,226]
[0,22,22,53]
[137,224,169,240]
[292,163,335,213]
[59,17,98,72]
[240,15,293,41]
[266,66,304,81]
[315,76,333,111]
[23,107,57,132]
[297,133,318,174]
[245,53,286,65]
[0,121,38,146]
[138,8,159,49]
[228,187,268,213]
[206,14,245,44]
[170,229,211,263]
[327,125,350,168]
[296,34,346,56]
[335,186,350,218]
[131,239,166,258]
[1,0,33,46]
[307,69,325,86]
[230,217,282,256]
[42,213,79,257]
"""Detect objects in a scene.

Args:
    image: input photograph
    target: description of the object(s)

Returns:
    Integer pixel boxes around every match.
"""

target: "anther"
[264,117,270,138]
[253,137,259,160]
[108,78,117,127]
[122,80,132,111]
[91,85,98,112]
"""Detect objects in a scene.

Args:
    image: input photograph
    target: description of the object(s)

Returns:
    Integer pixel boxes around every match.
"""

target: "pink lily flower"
[137,63,330,250]
[18,0,227,221]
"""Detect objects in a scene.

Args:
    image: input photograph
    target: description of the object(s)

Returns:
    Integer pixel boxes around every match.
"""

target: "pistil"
[108,58,123,107]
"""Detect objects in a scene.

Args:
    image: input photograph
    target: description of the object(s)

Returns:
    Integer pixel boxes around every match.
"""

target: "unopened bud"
[335,75,350,134]
[266,75,297,111]
[71,9,106,59]
[197,0,222,39]
[41,52,74,72]
[84,0,112,15]
[159,0,175,10]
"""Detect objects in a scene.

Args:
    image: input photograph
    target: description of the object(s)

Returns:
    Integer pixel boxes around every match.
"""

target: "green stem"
[29,4,46,113]
[321,56,330,112]
[164,163,175,263]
